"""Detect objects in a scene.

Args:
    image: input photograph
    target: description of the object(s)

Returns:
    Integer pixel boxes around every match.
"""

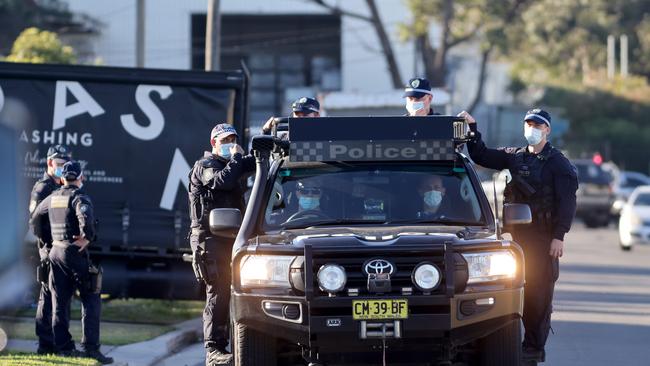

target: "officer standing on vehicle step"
[261,96,321,134]
[30,161,113,364]
[188,123,255,365]
[29,144,70,355]
[403,78,438,116]
[460,109,578,364]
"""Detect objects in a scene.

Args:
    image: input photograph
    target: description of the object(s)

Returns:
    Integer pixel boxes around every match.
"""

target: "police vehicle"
[209,116,531,365]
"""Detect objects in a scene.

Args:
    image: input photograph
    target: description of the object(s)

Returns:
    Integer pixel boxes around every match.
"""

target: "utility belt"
[51,240,103,294]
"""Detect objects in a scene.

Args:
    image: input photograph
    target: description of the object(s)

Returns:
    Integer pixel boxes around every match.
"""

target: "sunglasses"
[298,187,321,195]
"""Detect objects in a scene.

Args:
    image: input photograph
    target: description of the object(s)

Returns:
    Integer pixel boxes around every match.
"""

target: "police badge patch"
[411,79,420,88]
[299,97,307,103]
[80,204,89,213]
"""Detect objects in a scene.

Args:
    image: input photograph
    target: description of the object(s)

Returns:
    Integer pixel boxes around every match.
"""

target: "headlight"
[239,255,294,288]
[462,251,517,284]
[317,264,347,293]
[411,263,441,291]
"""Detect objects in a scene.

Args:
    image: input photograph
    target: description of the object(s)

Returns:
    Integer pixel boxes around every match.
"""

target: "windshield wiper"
[384,217,482,226]
[282,219,386,230]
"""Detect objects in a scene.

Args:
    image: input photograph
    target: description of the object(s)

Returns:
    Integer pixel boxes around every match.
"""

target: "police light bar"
[288,116,467,163]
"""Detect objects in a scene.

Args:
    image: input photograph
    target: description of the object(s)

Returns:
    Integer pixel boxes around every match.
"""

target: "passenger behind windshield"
[264,164,484,230]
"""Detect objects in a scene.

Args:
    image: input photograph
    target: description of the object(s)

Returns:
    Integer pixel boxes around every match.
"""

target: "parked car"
[618,186,650,251]
[611,171,650,217]
[573,159,614,228]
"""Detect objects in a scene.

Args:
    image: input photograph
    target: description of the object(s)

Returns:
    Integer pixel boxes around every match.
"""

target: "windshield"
[263,162,486,231]
[633,193,650,206]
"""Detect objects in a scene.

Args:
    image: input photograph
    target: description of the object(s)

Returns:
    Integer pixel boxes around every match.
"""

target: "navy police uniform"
[29,145,70,354]
[31,161,111,364]
[467,109,578,360]
[188,124,255,356]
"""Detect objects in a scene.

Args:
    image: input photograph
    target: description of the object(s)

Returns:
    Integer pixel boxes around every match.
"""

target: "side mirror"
[502,203,532,226]
[209,208,242,237]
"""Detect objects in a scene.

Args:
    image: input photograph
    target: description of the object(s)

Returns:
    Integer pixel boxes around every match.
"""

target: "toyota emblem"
[363,259,395,275]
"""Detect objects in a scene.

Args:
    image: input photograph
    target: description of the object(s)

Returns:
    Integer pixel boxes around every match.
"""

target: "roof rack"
[267,116,472,163]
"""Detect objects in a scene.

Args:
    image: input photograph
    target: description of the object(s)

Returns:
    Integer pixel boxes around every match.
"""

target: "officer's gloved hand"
[457,110,476,124]
[73,235,90,252]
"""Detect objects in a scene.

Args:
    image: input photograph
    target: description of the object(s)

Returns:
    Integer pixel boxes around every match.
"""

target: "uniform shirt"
[30,185,96,243]
[29,172,60,215]
[467,124,578,241]
[188,151,255,231]
[29,172,61,247]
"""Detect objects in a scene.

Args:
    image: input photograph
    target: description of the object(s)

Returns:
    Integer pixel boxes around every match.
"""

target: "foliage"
[0,352,99,366]
[0,0,72,56]
[3,27,75,64]
[537,75,650,172]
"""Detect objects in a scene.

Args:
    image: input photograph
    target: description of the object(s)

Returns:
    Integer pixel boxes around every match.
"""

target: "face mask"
[406,101,425,114]
[424,190,443,208]
[53,167,63,178]
[524,125,544,145]
[299,196,320,210]
[219,143,234,159]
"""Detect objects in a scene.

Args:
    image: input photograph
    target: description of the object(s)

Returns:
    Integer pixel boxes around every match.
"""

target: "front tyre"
[233,322,277,366]
[478,319,522,366]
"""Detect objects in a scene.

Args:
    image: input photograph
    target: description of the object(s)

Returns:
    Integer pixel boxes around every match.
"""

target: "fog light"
[411,263,441,291]
[317,264,347,293]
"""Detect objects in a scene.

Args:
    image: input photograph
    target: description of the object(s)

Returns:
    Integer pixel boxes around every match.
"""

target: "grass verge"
[0,352,99,366]
[0,317,172,346]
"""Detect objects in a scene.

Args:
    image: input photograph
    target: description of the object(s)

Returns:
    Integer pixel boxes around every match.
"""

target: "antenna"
[492,172,502,238]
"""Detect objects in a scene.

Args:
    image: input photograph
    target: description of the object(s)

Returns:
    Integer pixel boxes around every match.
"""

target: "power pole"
[607,35,615,79]
[620,34,628,78]
[205,0,221,71]
[136,0,145,68]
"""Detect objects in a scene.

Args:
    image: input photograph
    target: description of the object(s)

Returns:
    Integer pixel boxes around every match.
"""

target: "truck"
[0,61,249,300]
[208,116,532,365]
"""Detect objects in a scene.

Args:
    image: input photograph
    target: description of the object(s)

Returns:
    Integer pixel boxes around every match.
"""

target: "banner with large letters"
[0,62,247,251]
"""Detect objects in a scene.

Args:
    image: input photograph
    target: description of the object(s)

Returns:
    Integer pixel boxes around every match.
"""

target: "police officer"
[460,108,578,364]
[188,123,255,365]
[29,144,70,354]
[261,96,321,134]
[30,161,113,364]
[403,78,438,116]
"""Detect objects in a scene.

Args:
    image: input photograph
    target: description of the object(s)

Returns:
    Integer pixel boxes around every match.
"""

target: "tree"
[308,0,403,88]
[0,0,73,56]
[4,27,76,64]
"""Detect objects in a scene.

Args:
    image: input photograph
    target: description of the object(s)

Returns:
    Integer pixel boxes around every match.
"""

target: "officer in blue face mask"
[188,123,255,365]
[416,175,447,219]
[28,144,70,355]
[403,78,438,116]
[460,108,578,364]
[296,181,323,212]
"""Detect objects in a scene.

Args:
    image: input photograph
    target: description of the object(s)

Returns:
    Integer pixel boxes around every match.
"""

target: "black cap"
[47,145,71,161]
[403,78,433,98]
[62,161,82,181]
[291,97,320,114]
[524,108,552,126]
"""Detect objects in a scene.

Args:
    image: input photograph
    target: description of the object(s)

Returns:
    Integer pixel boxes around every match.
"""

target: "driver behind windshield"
[417,175,447,219]
[296,181,322,212]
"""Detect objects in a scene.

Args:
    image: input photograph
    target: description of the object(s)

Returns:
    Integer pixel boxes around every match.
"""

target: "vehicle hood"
[255,225,496,248]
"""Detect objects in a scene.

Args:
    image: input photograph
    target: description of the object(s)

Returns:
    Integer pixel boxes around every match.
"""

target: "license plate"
[352,299,408,320]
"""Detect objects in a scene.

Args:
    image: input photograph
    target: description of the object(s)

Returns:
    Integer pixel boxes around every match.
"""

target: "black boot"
[522,346,545,363]
[206,347,233,366]
[58,348,85,357]
[84,349,114,365]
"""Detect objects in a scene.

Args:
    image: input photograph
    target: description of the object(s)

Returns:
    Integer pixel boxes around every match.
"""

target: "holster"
[192,249,219,286]
[87,264,103,294]
[36,259,50,285]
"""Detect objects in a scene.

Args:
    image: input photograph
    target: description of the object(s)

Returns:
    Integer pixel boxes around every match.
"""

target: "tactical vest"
[188,156,244,231]
[48,187,83,242]
[504,146,558,229]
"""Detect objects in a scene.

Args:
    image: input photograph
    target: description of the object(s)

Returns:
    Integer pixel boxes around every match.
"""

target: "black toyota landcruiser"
[210,116,531,366]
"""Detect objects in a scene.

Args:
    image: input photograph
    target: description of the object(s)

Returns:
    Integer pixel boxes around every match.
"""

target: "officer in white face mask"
[459,108,578,364]
[403,78,437,116]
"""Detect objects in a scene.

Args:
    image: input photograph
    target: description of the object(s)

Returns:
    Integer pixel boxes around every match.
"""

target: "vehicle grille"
[310,253,447,297]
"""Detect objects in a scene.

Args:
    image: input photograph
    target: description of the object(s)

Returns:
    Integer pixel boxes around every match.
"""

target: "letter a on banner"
[53,81,105,130]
